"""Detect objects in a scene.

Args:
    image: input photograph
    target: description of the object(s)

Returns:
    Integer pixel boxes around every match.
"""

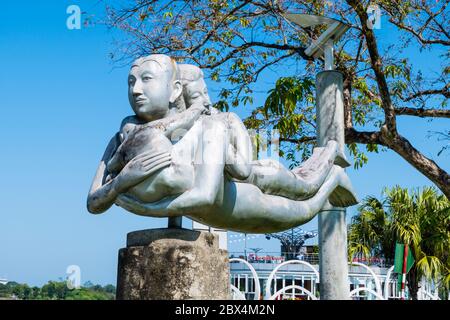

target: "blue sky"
[0,1,448,286]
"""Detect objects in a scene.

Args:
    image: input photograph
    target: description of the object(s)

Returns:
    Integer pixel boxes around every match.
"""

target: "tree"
[348,195,395,262]
[65,288,114,300]
[31,286,41,299]
[41,281,57,299]
[12,284,31,300]
[0,281,115,300]
[105,0,449,197]
[348,186,450,300]
[431,130,450,156]
[0,283,11,298]
[103,284,116,294]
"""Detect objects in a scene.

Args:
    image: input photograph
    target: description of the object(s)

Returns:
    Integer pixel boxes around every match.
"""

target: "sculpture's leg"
[116,165,357,233]
[167,118,229,211]
[240,140,342,200]
[189,165,356,233]
[316,70,351,300]
[212,112,252,180]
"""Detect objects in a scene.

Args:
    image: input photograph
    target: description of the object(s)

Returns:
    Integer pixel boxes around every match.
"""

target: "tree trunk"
[345,126,450,199]
[380,127,450,199]
[407,267,419,300]
[345,0,450,200]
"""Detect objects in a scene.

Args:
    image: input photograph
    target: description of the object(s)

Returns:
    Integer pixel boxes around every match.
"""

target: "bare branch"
[345,128,383,145]
[390,20,450,46]
[395,107,450,118]
[403,84,450,102]
[190,1,253,55]
[198,41,311,69]
[346,0,397,131]
[280,136,316,144]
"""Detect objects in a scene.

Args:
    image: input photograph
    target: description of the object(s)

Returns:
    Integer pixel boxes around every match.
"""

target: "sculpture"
[87,54,357,233]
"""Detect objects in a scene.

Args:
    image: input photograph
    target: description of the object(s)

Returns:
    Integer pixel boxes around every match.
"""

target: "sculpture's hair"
[131,54,178,83]
[178,64,204,85]
[175,64,207,111]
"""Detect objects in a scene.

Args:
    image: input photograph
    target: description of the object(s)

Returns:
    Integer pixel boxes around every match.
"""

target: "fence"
[229,255,444,300]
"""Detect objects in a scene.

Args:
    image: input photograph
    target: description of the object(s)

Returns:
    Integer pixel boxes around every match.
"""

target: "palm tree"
[348,186,450,300]
[348,196,394,262]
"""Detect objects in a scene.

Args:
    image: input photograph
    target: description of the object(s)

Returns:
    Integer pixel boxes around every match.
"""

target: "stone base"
[116,228,230,300]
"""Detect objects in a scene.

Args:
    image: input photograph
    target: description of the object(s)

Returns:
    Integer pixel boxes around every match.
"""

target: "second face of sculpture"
[183,78,212,109]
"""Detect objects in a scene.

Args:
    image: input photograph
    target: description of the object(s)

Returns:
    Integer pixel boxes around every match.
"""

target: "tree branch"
[346,0,397,131]
[403,85,450,102]
[381,129,450,199]
[391,21,450,46]
[280,136,316,144]
[395,107,450,118]
[345,128,383,145]
[198,41,311,69]
[345,127,450,199]
[190,0,253,55]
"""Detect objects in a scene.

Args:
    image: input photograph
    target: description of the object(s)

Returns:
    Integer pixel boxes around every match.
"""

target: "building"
[229,252,408,300]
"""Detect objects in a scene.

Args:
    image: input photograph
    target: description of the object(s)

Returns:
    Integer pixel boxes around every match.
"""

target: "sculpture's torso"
[107,122,195,203]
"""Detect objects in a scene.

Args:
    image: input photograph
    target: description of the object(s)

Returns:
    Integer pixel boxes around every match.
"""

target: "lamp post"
[244,233,247,261]
[286,13,352,300]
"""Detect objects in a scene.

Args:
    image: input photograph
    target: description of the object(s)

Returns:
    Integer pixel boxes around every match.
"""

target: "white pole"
[324,39,334,71]
[316,70,351,300]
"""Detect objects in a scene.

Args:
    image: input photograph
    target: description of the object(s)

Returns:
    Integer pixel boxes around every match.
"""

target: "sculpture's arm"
[164,104,208,138]
[87,134,173,214]
[143,104,208,139]
[116,194,178,217]
[87,134,121,214]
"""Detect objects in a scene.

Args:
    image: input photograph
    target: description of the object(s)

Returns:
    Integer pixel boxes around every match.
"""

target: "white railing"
[230,258,443,300]
[264,260,319,300]
[229,258,260,300]
[349,261,383,298]
[269,285,317,300]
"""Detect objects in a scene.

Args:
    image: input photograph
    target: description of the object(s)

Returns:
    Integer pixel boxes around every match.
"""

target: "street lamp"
[285,13,352,300]
[285,14,349,70]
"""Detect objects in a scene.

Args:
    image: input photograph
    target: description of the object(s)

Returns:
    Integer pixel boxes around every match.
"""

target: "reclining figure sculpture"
[87,54,357,233]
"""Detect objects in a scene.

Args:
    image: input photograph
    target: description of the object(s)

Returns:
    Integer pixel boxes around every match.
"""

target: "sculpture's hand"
[114,151,171,193]
[190,102,211,115]
[116,193,177,217]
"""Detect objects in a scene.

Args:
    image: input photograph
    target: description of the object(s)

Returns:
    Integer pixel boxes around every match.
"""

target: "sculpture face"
[128,60,177,122]
[184,78,211,108]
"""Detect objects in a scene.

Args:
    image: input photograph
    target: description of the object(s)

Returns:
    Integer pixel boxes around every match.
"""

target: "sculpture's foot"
[311,140,350,168]
[167,188,214,212]
[324,140,351,168]
[328,167,358,207]
[334,152,351,168]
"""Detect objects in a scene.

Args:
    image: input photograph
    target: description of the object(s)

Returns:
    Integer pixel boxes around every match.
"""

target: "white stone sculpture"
[87,54,357,233]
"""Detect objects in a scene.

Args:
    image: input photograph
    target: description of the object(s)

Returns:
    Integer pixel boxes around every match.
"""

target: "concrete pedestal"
[116,228,230,300]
